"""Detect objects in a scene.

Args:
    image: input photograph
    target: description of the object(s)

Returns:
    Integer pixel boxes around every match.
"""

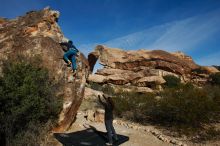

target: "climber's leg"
[71,55,77,75]
[63,50,72,63]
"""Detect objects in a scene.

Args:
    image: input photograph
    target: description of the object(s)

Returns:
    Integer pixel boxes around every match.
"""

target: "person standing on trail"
[60,40,79,75]
[98,94,118,146]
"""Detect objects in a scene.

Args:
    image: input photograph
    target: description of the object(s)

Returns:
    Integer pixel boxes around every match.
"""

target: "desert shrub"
[89,82,103,91]
[80,98,101,111]
[113,83,220,132]
[0,57,63,146]
[210,72,220,86]
[113,91,156,122]
[89,82,115,95]
[102,84,115,95]
[195,127,220,142]
[163,75,181,88]
[151,84,220,127]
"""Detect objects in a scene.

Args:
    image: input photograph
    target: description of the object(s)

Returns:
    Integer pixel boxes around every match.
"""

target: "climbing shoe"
[105,142,113,146]
[72,70,76,76]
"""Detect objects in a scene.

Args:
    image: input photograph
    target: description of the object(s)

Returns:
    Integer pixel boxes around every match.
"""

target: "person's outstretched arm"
[103,94,108,100]
[103,94,114,109]
[98,95,106,106]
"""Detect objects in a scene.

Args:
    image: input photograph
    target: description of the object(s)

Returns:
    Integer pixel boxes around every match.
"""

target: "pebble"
[170,139,178,144]
[133,126,138,130]
[144,128,150,132]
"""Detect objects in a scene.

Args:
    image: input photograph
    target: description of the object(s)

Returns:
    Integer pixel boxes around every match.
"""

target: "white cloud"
[79,9,220,68]
[148,9,220,52]
[101,9,220,53]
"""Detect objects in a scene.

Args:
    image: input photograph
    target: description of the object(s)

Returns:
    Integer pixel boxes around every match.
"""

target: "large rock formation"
[88,45,219,91]
[0,8,89,132]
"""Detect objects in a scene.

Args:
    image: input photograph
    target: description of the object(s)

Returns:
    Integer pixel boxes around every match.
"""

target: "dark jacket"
[99,95,114,120]
[60,41,78,52]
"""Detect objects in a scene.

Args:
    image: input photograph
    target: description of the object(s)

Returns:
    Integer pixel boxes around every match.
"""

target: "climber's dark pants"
[63,49,77,70]
[105,119,117,144]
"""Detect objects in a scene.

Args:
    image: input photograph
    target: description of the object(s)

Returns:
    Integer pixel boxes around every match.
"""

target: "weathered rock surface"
[84,87,103,99]
[0,8,89,132]
[89,45,198,74]
[88,45,219,91]
[134,76,166,87]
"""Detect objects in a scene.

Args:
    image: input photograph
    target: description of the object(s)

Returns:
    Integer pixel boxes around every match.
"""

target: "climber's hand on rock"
[68,60,72,65]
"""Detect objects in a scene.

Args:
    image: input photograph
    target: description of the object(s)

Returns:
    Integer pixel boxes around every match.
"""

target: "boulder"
[110,84,153,93]
[202,66,219,74]
[89,45,199,75]
[96,68,142,82]
[0,8,89,132]
[136,87,154,93]
[134,76,166,87]
[87,45,215,90]
[88,74,106,83]
[84,87,103,99]
[106,74,129,85]
[86,110,95,122]
[94,109,105,123]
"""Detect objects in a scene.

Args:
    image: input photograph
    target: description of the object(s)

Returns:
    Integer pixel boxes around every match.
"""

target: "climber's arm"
[60,42,68,46]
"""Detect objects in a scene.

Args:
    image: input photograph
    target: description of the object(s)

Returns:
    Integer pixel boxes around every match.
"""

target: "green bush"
[151,84,220,127]
[210,72,220,86]
[102,84,115,95]
[163,75,181,88]
[112,83,220,133]
[113,92,156,122]
[89,82,103,91]
[89,82,115,95]
[0,57,63,146]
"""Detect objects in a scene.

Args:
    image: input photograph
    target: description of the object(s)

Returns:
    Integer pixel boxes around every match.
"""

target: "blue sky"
[1,0,220,67]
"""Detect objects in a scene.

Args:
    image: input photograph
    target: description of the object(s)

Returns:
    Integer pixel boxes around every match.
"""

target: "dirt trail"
[53,112,172,146]
[50,112,220,146]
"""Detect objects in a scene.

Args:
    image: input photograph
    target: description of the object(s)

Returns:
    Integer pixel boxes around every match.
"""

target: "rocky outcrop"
[134,76,166,88]
[88,45,219,91]
[89,45,198,74]
[84,87,103,100]
[0,8,89,132]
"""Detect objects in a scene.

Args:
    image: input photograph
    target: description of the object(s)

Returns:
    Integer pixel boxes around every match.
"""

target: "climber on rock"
[60,40,79,75]
[98,94,118,146]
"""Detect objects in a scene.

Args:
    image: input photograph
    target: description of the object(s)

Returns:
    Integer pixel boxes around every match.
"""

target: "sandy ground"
[50,112,220,146]
[54,112,172,146]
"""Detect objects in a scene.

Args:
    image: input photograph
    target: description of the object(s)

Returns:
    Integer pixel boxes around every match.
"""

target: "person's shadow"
[54,125,129,146]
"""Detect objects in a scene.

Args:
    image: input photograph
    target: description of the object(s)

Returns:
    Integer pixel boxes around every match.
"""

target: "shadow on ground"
[54,126,129,146]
